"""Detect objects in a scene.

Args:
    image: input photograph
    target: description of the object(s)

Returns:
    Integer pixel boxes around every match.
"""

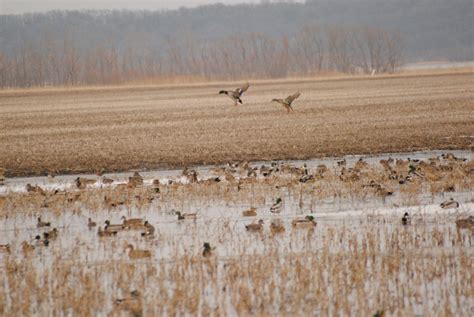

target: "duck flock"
[0,152,473,258]
[219,82,300,113]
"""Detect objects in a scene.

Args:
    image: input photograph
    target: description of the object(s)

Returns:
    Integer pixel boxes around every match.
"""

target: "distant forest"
[0,0,472,87]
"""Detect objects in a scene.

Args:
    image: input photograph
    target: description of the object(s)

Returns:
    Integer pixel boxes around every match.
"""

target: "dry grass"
[0,154,473,315]
[1,71,473,177]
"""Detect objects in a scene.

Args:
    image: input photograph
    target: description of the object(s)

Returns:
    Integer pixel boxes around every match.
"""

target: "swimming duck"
[299,174,314,183]
[270,198,283,213]
[102,176,114,184]
[440,198,459,209]
[176,211,197,220]
[127,172,143,188]
[202,242,215,257]
[26,184,46,195]
[182,167,198,183]
[126,244,151,259]
[292,215,317,228]
[37,217,51,228]
[88,218,97,228]
[245,219,264,232]
[75,177,96,189]
[270,221,285,234]
[401,212,410,225]
[242,207,257,217]
[455,216,474,230]
[219,82,249,106]
[271,92,300,113]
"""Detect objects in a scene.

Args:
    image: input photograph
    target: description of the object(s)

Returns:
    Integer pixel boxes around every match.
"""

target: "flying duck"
[271,92,300,113]
[219,82,249,106]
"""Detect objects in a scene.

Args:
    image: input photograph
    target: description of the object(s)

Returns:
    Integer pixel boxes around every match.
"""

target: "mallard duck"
[128,172,143,188]
[182,167,198,183]
[440,198,459,209]
[245,219,264,232]
[242,207,257,217]
[98,226,118,237]
[299,174,314,183]
[202,242,215,257]
[219,82,249,106]
[104,220,125,232]
[141,221,155,237]
[176,211,197,220]
[270,221,285,234]
[292,215,317,228]
[270,198,283,213]
[26,184,46,195]
[37,217,51,228]
[88,218,97,228]
[126,244,151,259]
[102,176,114,184]
[455,216,474,230]
[75,177,96,189]
[271,92,300,113]
[0,244,10,253]
[401,212,410,225]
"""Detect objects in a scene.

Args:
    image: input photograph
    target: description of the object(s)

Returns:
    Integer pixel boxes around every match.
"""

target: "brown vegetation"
[1,71,472,177]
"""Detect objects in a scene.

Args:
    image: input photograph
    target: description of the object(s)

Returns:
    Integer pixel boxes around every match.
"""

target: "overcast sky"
[0,0,282,14]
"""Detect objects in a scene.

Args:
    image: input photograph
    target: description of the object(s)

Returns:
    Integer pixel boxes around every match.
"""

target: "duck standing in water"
[219,82,249,106]
[271,92,301,113]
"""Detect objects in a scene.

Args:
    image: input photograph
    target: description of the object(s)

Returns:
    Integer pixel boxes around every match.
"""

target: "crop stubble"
[1,71,473,177]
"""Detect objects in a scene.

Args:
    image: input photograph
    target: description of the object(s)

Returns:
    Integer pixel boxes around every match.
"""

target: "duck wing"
[234,82,250,96]
[285,92,300,104]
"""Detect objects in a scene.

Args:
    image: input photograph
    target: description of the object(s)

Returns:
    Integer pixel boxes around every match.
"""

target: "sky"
[0,0,273,14]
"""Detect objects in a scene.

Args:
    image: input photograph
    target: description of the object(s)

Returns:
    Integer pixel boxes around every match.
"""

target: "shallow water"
[0,150,473,315]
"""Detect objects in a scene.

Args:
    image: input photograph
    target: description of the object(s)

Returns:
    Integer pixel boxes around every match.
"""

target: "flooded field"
[0,151,473,315]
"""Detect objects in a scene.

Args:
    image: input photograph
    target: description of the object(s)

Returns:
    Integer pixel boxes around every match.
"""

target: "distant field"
[1,71,473,177]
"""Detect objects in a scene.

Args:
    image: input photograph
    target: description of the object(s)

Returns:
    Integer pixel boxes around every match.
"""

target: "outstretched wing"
[285,92,300,104]
[235,82,250,96]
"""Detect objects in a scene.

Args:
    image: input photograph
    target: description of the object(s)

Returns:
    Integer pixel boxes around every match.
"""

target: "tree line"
[0,25,403,88]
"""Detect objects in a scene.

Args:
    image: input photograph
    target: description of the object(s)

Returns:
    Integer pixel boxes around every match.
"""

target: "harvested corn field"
[1,71,473,177]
